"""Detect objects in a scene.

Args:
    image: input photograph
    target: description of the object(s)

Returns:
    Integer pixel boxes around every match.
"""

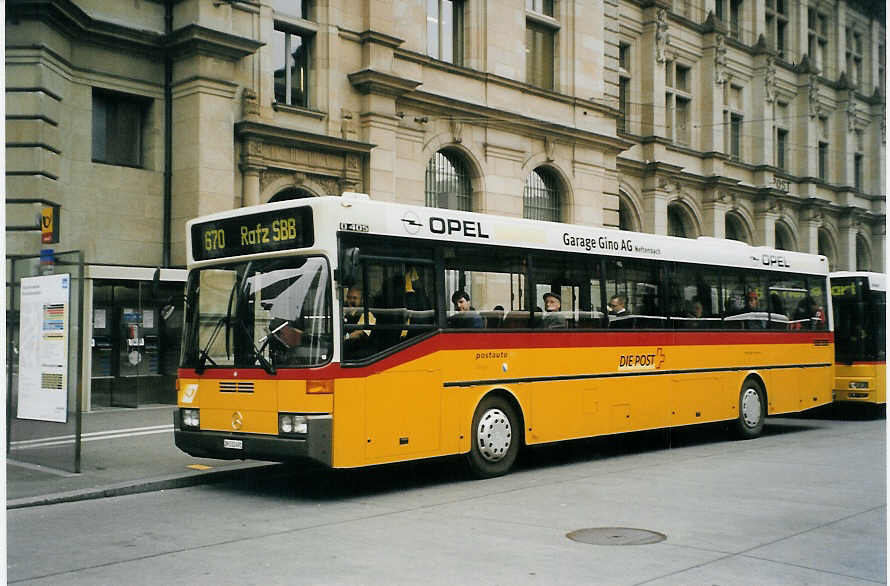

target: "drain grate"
[566,527,666,546]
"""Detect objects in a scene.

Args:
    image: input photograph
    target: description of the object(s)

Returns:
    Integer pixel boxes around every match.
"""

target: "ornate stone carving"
[808,73,821,118]
[764,56,776,103]
[242,88,259,119]
[655,8,670,64]
[340,109,357,140]
[450,118,463,143]
[714,35,727,85]
[846,93,858,131]
[545,136,556,162]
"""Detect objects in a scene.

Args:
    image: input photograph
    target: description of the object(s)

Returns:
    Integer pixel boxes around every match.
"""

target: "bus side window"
[604,258,666,329]
[669,263,720,329]
[443,246,526,330]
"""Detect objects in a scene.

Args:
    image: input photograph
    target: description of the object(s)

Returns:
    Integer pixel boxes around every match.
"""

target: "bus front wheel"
[466,396,519,478]
[734,378,766,439]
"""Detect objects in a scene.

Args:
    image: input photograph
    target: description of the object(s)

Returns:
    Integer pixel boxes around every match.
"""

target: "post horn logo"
[401,211,422,235]
[231,411,244,430]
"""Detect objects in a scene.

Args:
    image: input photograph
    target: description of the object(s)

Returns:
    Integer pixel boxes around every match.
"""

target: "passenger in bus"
[541,292,567,328]
[449,290,483,328]
[790,296,826,330]
[608,294,627,316]
[684,298,705,328]
[743,291,767,329]
[343,285,376,350]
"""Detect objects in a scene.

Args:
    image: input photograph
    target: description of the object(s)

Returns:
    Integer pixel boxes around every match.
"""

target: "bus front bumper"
[173,410,332,467]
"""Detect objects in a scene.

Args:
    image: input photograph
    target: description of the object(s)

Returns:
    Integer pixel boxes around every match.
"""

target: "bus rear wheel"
[466,396,519,478]
[734,378,766,439]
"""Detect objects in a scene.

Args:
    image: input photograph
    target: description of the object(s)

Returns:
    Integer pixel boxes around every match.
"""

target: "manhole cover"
[566,527,666,546]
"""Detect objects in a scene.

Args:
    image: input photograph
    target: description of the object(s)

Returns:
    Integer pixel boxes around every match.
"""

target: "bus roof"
[187,195,830,275]
[831,271,887,292]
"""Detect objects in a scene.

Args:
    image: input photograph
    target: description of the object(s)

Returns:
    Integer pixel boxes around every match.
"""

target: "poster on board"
[17,273,71,423]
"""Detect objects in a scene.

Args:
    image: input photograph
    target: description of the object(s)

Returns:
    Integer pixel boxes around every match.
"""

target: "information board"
[17,273,71,423]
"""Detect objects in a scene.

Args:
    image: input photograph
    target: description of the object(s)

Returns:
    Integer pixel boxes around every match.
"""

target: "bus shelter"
[7,251,85,473]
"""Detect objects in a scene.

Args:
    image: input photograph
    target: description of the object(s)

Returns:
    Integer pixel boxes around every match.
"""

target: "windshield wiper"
[196,315,227,375]
[234,318,277,375]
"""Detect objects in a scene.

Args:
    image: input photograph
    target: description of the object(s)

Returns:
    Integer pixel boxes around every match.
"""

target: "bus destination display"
[192,208,314,261]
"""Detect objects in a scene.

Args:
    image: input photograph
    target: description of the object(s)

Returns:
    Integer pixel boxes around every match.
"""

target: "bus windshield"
[832,277,886,364]
[181,256,332,370]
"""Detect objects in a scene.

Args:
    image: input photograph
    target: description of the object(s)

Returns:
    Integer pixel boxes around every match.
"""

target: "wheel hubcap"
[741,388,762,428]
[476,408,512,462]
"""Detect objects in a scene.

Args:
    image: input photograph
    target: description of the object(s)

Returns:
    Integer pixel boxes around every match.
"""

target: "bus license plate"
[223,439,243,450]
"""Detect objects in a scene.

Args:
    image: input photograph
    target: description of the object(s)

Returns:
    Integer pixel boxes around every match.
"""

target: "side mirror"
[340,247,361,287]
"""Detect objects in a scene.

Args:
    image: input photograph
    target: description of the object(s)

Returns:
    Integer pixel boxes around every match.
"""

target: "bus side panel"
[363,368,442,464]
[670,374,728,427]
[331,378,367,468]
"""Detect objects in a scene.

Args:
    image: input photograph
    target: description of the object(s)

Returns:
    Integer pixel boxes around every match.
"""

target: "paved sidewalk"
[6,404,281,509]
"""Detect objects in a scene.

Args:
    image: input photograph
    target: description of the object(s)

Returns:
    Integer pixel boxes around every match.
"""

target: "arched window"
[725,211,750,243]
[425,150,472,211]
[269,187,313,202]
[618,191,638,232]
[856,235,871,271]
[818,228,836,268]
[667,202,696,238]
[523,167,561,222]
[775,221,794,251]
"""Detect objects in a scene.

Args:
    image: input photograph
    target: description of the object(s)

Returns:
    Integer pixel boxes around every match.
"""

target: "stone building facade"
[5,0,885,406]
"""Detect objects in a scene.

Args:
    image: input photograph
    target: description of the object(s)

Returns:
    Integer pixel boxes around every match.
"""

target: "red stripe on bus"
[178,330,833,381]
[835,361,885,366]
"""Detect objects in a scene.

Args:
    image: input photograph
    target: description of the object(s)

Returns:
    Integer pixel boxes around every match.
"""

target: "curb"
[7,462,284,510]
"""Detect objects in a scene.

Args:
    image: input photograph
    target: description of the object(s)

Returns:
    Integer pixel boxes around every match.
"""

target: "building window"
[523,168,560,222]
[618,191,638,231]
[667,202,696,238]
[269,0,309,19]
[776,128,788,170]
[818,142,828,181]
[766,0,788,59]
[618,42,631,134]
[775,221,794,251]
[730,113,742,160]
[272,27,312,107]
[725,212,749,243]
[846,28,862,89]
[808,10,828,75]
[716,0,743,39]
[854,154,863,191]
[427,0,464,66]
[818,228,835,267]
[270,188,314,202]
[526,0,553,16]
[92,89,148,167]
[666,62,692,146]
[725,84,744,161]
[856,235,871,271]
[526,20,556,90]
[426,150,472,211]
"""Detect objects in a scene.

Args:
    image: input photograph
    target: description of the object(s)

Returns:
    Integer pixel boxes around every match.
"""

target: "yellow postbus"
[831,272,886,404]
[174,194,834,477]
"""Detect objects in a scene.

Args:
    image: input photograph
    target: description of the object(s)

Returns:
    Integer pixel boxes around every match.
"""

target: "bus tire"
[734,378,766,439]
[466,395,519,479]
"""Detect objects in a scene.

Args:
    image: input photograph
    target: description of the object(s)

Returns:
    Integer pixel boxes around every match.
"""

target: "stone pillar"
[837,214,859,271]
[642,175,669,235]
[638,1,670,139]
[750,44,776,167]
[871,223,886,272]
[800,208,822,255]
[702,190,729,238]
[700,17,728,171]
[754,199,779,247]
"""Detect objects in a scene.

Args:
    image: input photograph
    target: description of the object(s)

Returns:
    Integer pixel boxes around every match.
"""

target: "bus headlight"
[279,414,308,436]
[849,381,869,389]
[181,408,200,430]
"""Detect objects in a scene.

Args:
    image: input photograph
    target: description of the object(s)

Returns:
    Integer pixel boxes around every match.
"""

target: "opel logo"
[231,411,243,430]
[401,211,422,234]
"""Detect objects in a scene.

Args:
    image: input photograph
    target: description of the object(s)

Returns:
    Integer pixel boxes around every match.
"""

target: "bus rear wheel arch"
[466,392,522,478]
[734,376,766,439]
